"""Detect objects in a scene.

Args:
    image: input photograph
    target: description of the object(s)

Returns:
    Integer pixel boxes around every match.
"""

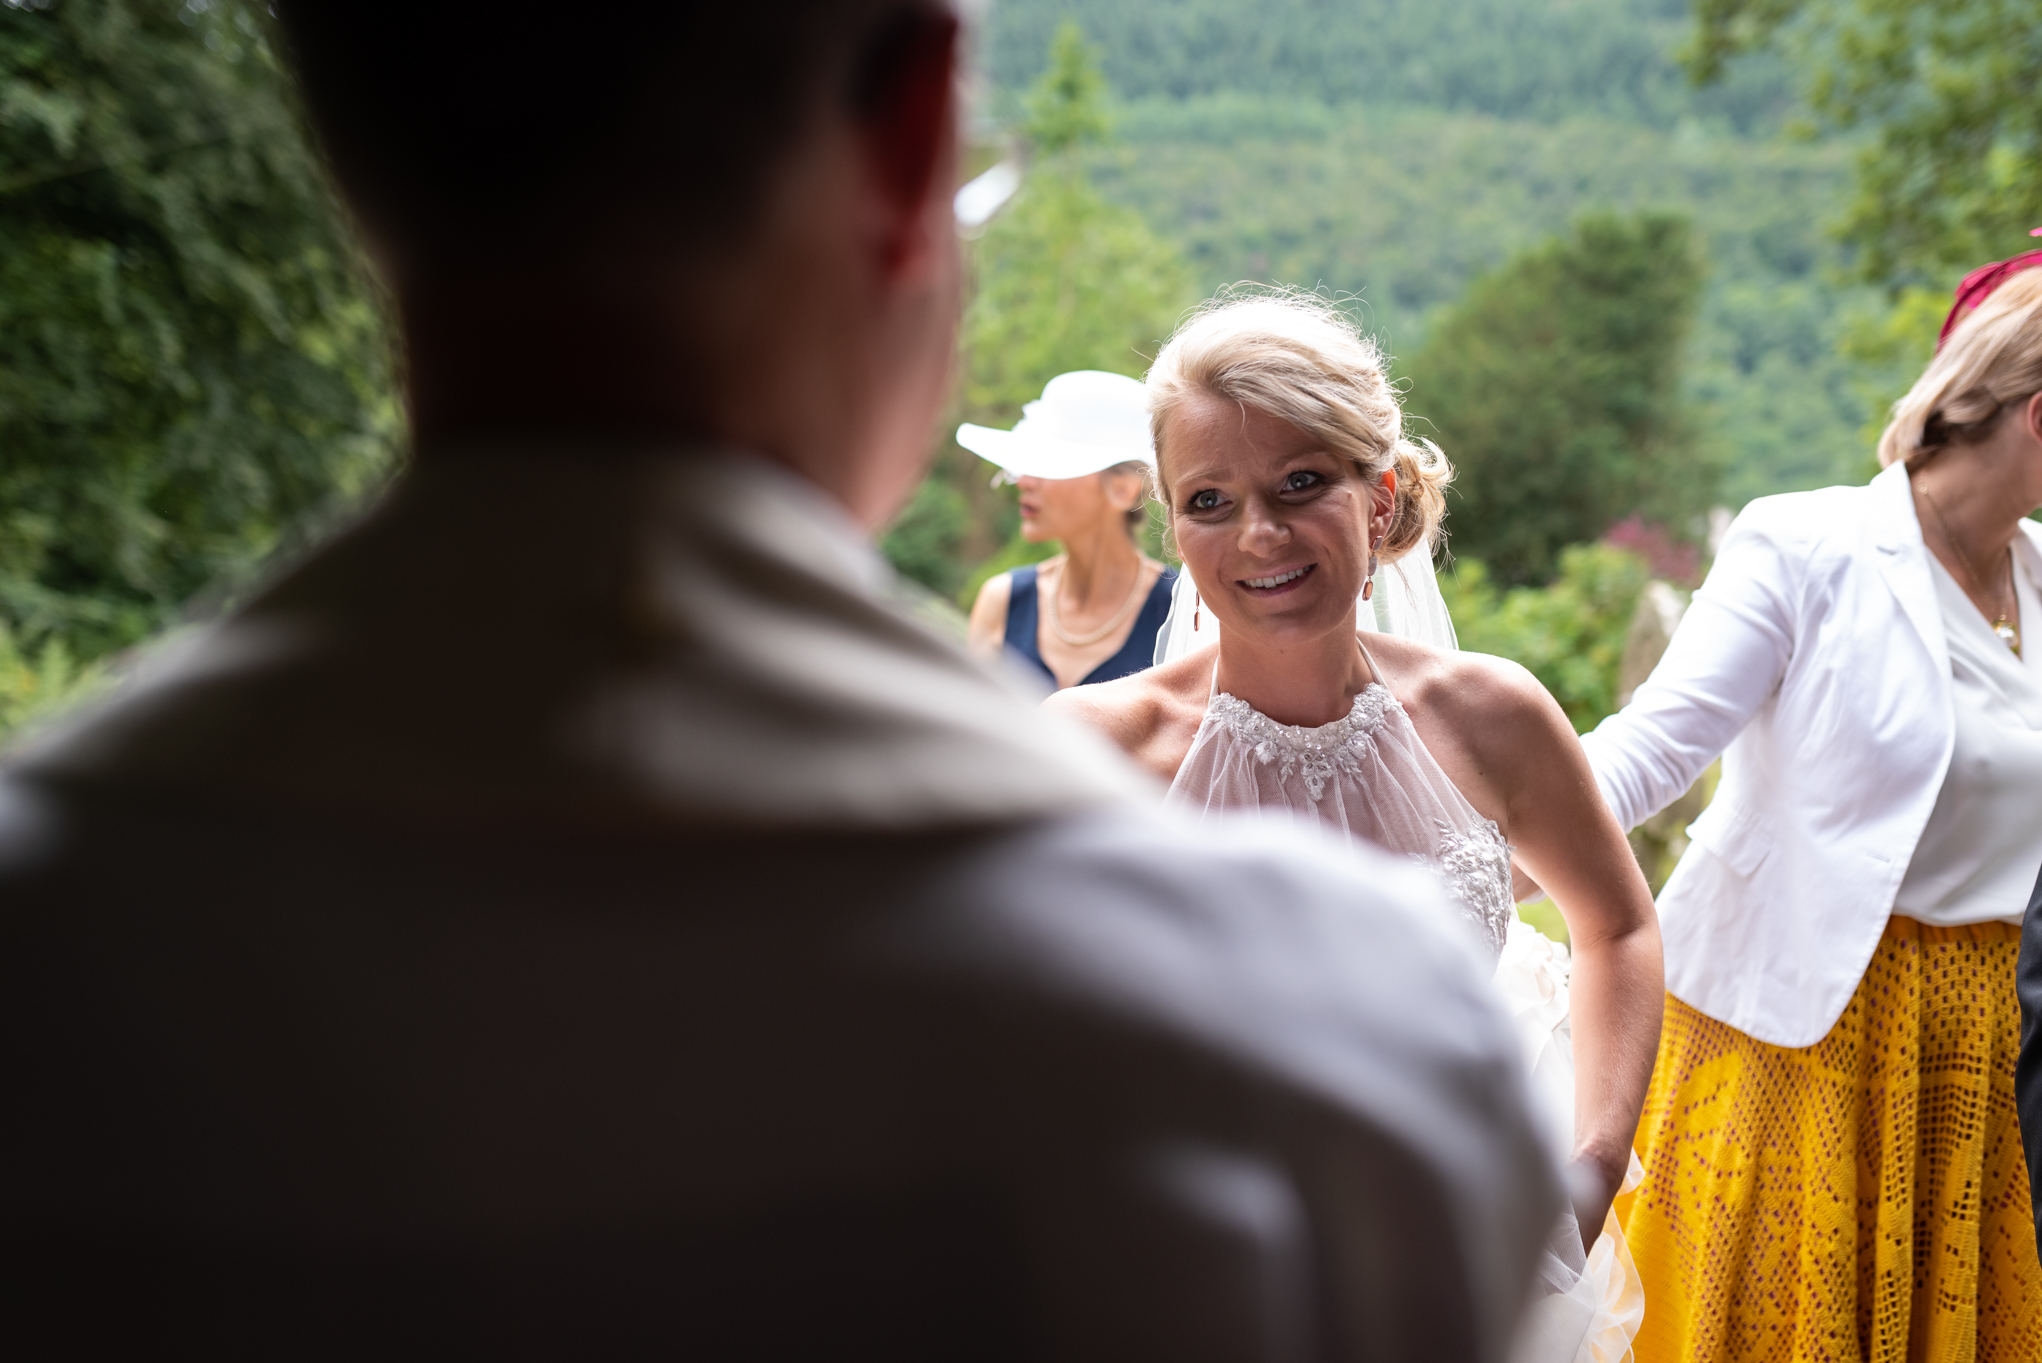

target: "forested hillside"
[980,0,1795,131]
[978,0,1899,509]
[0,0,1956,748]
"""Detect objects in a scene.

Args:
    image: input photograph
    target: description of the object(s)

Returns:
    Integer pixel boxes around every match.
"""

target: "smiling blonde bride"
[1046,292,1664,1363]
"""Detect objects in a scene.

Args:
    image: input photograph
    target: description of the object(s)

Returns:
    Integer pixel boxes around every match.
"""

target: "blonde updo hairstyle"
[1879,268,2042,471]
[1146,291,1451,564]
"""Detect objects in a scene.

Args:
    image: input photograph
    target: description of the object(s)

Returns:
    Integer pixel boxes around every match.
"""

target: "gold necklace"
[1041,554,1150,649]
[1917,476,2021,656]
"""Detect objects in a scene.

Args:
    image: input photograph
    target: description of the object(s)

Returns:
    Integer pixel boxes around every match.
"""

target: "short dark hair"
[274,1,947,272]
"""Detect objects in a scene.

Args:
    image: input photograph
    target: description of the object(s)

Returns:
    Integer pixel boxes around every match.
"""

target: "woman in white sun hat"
[962,371,1179,689]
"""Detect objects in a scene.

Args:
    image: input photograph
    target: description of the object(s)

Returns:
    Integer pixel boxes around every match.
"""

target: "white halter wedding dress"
[1160,573,1644,1363]
[1167,660,1519,956]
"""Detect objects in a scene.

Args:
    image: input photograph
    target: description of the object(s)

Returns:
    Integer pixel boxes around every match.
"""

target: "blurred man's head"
[275,1,963,525]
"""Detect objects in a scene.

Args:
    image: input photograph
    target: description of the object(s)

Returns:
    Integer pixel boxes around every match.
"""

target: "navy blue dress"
[1004,563,1177,689]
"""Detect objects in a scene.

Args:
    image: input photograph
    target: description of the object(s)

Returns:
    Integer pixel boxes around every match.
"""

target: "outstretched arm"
[1582,509,1800,829]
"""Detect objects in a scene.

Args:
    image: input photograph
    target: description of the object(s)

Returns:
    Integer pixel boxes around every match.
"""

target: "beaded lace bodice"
[1167,678,1515,959]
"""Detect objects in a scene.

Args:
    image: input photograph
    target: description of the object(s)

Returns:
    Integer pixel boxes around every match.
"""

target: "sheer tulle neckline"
[1167,675,1516,959]
[1205,685,1395,802]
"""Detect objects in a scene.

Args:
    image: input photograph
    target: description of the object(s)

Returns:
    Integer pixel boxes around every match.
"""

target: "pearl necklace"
[1041,555,1151,649]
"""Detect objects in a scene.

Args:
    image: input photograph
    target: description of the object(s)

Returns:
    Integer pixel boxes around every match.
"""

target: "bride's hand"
[1566,1152,1622,1255]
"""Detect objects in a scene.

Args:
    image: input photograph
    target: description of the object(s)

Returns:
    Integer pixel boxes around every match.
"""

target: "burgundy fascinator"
[1937,231,2042,351]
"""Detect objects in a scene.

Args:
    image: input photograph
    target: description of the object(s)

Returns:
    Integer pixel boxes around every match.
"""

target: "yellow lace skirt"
[1618,916,2042,1363]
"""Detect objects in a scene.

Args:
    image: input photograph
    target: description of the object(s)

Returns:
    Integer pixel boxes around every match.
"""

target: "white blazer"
[1582,462,2042,1048]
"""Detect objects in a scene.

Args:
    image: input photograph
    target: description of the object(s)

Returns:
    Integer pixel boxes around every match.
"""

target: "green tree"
[961,165,1193,425]
[1086,105,1881,506]
[877,476,972,599]
[0,0,396,664]
[1402,211,1711,586]
[881,21,1192,597]
[1023,20,1110,154]
[1687,0,2042,284]
[1838,284,1948,466]
[1442,542,1651,732]
[968,20,1190,423]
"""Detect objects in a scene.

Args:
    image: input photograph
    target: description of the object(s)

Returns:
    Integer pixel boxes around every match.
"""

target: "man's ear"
[858,9,960,275]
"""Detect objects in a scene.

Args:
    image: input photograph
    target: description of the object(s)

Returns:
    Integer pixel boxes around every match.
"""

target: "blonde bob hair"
[1146,290,1451,564]
[1879,268,2042,470]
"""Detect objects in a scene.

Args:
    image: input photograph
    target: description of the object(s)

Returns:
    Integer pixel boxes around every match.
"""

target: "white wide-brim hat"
[956,370,1154,480]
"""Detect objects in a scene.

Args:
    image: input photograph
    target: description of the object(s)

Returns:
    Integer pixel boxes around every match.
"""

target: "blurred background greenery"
[4,0,2038,856]
[2,0,394,731]
[910,0,2037,757]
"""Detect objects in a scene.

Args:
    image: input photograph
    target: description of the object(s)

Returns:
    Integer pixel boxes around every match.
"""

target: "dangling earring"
[1193,589,1202,632]
[1361,533,1383,602]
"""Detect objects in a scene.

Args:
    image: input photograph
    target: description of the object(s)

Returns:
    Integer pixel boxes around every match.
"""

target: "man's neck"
[401,280,731,454]
[391,258,938,532]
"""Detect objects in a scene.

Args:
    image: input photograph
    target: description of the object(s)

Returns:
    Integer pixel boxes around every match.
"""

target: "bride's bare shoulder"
[1042,646,1214,774]
[1368,633,1573,750]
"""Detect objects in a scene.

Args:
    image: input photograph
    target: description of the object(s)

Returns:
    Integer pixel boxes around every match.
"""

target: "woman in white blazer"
[1583,264,2042,1362]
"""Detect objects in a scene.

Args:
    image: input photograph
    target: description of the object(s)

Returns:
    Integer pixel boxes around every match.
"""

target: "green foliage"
[1838,286,1947,470]
[964,25,1192,425]
[883,23,1192,594]
[1687,0,2042,284]
[1023,21,1110,154]
[1687,272,1872,504]
[879,475,972,600]
[0,0,396,662]
[985,0,1799,133]
[1403,212,1711,586]
[1443,544,1653,732]
[1086,104,1884,508]
[0,618,100,746]
[961,165,1194,423]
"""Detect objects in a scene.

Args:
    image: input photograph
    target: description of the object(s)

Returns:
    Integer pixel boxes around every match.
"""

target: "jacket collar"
[11,446,1156,832]
[1867,460,1950,671]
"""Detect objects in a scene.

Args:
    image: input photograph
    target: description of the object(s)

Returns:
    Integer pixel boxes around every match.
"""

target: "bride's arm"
[1464,662,1664,1246]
